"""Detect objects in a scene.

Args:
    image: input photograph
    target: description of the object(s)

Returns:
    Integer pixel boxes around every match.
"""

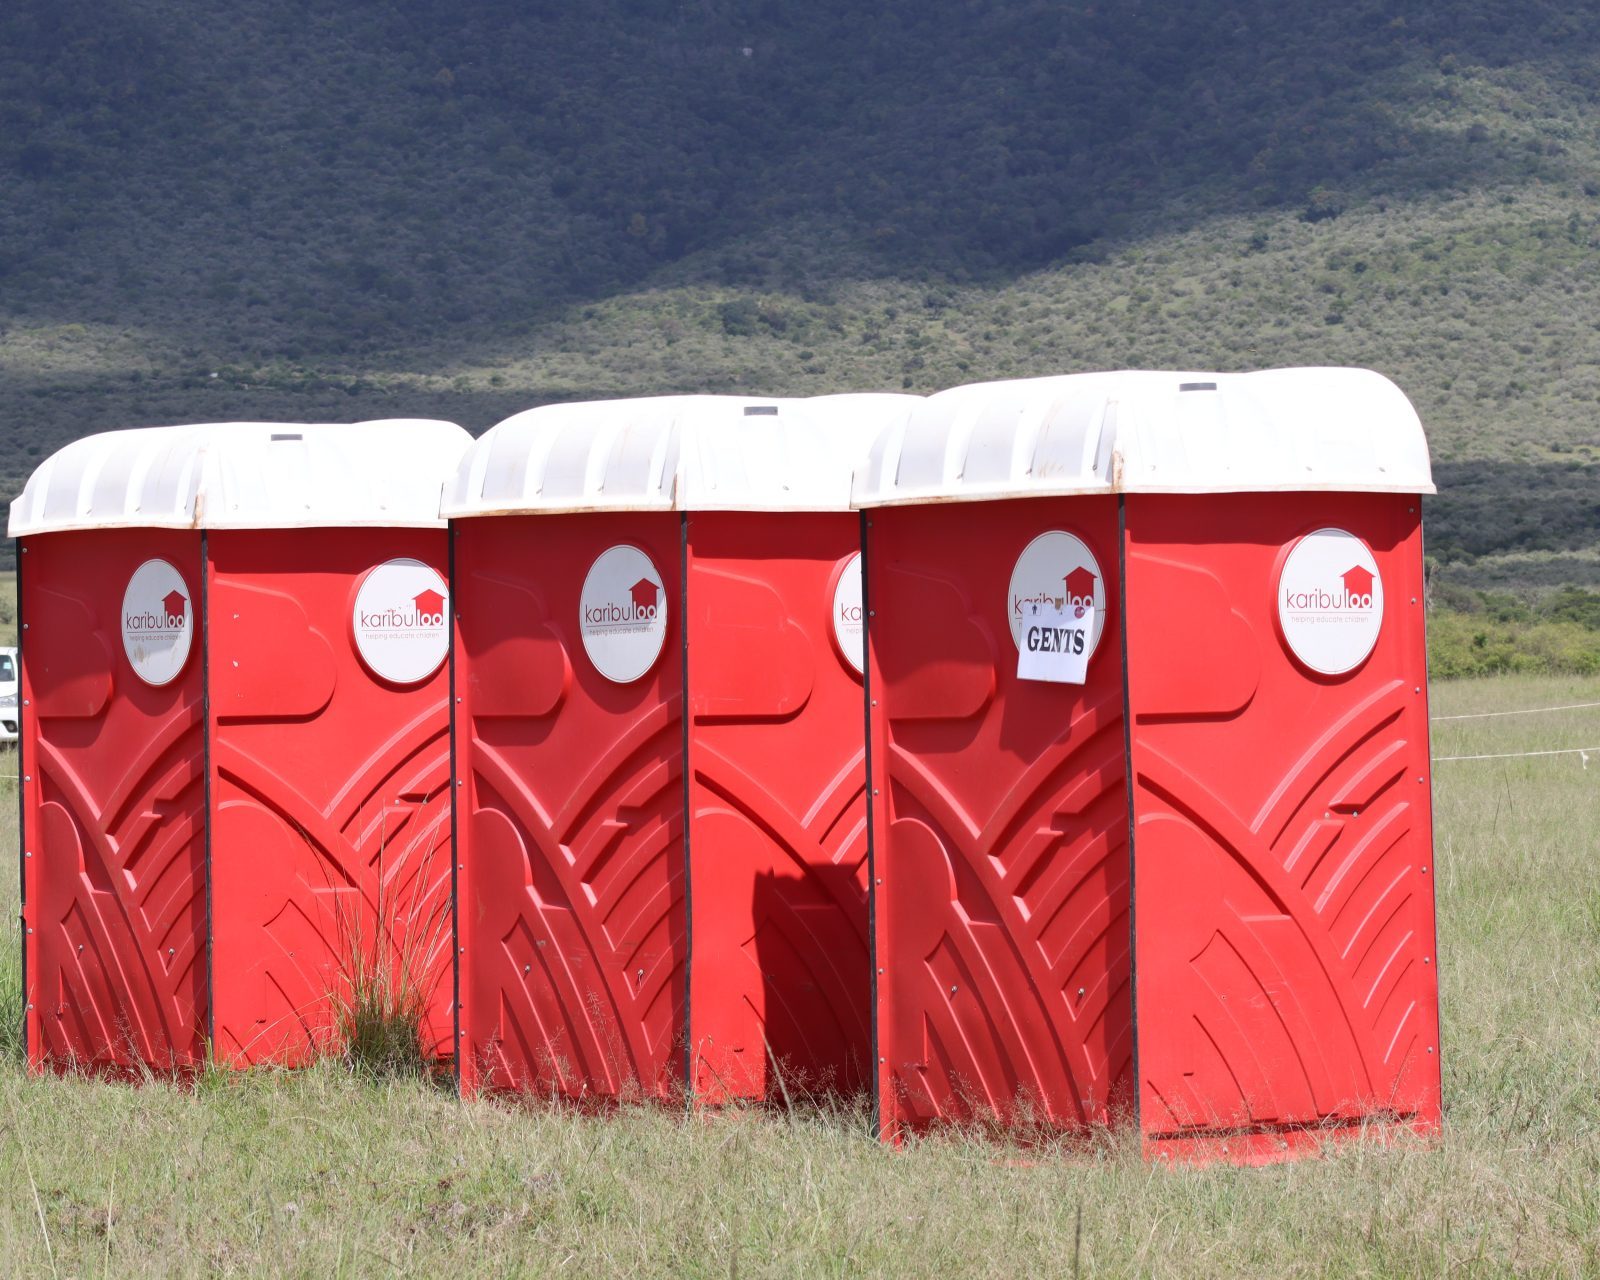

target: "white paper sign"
[1017,600,1095,685]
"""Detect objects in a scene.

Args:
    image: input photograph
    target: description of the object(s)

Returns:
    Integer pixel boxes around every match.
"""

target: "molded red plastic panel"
[685,513,870,1101]
[207,529,453,1067]
[19,531,207,1073]
[1123,493,1441,1154]
[864,499,1132,1134]
[455,514,687,1100]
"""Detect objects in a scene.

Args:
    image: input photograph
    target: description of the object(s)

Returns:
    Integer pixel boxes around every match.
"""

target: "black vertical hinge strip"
[859,511,881,1140]
[200,530,216,1061]
[678,512,694,1104]
[1117,496,1139,1133]
[447,523,463,1095]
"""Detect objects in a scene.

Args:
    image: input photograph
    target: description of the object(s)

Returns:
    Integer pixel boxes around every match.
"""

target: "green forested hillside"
[3,0,1600,586]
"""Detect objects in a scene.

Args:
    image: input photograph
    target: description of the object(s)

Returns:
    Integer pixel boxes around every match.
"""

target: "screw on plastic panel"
[949,985,958,995]
[869,610,875,617]
[875,878,883,885]
[523,964,531,974]
[459,947,465,954]
[459,863,465,870]
[168,947,174,955]
[1421,866,1428,873]
[1077,987,1086,998]
[878,968,884,974]
[24,851,30,859]
[1424,957,1431,964]
[456,779,464,787]
[1427,1046,1435,1053]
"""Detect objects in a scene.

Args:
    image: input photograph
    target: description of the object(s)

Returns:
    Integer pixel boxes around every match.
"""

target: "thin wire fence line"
[1433,745,1599,763]
[1430,699,1600,722]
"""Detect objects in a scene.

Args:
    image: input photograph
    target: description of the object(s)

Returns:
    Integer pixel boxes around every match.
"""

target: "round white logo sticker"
[580,544,668,684]
[1277,528,1384,675]
[122,559,194,687]
[352,558,450,685]
[1008,531,1107,656]
[832,553,864,676]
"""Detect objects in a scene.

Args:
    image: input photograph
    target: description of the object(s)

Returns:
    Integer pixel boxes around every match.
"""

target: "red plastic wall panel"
[19,530,207,1072]
[1123,493,1441,1162]
[456,514,686,1100]
[684,513,870,1101]
[206,529,453,1067]
[865,499,1132,1134]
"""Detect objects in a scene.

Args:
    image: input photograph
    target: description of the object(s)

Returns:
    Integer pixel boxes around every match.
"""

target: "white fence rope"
[1431,699,1600,722]
[1433,745,1597,764]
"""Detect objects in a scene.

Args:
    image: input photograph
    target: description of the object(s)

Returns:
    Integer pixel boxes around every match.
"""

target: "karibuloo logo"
[122,559,194,686]
[352,558,450,685]
[580,544,668,683]
[1007,531,1107,657]
[1277,528,1384,675]
[832,552,864,675]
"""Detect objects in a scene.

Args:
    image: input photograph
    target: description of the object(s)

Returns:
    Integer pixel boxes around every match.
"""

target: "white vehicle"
[0,646,17,746]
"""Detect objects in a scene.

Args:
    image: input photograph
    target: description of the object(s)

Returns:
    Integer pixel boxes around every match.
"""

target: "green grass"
[0,676,1598,1275]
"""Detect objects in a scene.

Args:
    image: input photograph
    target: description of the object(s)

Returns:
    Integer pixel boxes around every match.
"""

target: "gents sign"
[122,559,194,686]
[1007,530,1107,662]
[352,558,450,685]
[580,544,668,683]
[1017,600,1096,685]
[831,553,864,675]
[1277,528,1384,675]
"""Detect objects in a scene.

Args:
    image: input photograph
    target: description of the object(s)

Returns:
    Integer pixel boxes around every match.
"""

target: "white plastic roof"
[442,393,919,516]
[8,420,473,536]
[851,368,1434,507]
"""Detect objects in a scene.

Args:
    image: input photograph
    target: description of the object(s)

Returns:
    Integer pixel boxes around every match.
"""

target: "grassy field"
[0,674,1596,1276]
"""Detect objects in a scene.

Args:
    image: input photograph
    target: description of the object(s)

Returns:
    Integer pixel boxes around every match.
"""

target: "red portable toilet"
[11,419,471,1072]
[445,393,916,1103]
[855,368,1440,1161]
[1112,368,1440,1163]
[853,380,1133,1136]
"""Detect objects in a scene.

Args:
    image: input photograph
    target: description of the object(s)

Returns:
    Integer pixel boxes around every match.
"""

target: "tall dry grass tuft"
[0,770,21,1066]
[326,814,451,1082]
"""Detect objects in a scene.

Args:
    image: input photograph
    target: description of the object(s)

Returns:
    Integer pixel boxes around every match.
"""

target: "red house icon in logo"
[630,579,661,611]
[1062,567,1097,605]
[413,588,446,617]
[1341,566,1376,600]
[161,590,188,621]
